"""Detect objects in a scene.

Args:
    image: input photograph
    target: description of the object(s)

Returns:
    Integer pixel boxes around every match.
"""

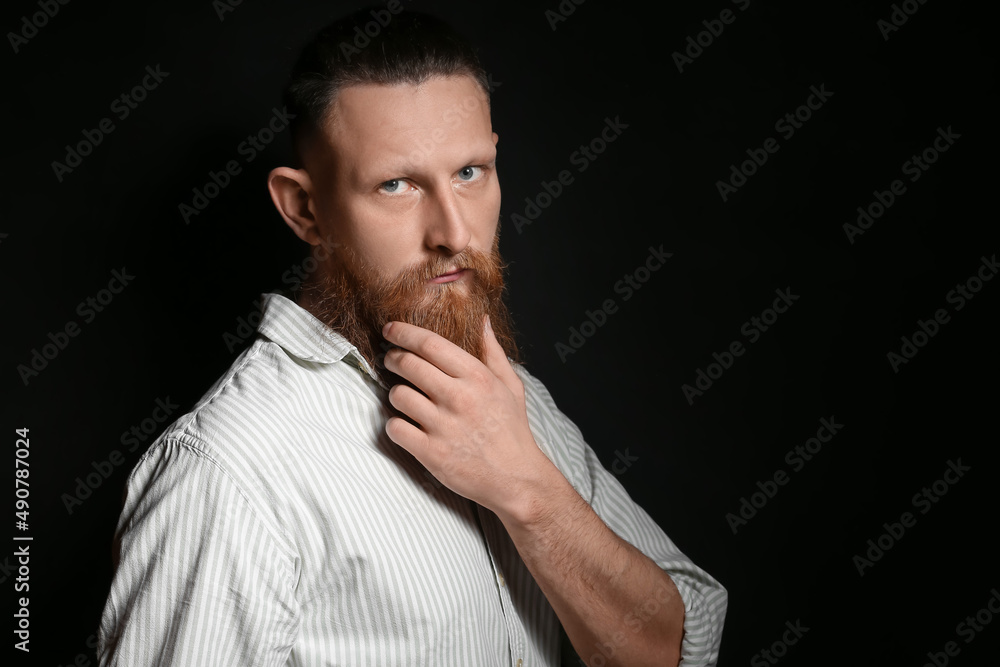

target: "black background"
[3,0,998,665]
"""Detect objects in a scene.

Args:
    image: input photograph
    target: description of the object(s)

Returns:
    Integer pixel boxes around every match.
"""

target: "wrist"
[495,452,577,530]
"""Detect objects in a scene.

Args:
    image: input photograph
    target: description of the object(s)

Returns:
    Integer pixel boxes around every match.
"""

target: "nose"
[422,187,471,256]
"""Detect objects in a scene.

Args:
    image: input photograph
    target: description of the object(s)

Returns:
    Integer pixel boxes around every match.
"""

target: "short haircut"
[282,8,491,167]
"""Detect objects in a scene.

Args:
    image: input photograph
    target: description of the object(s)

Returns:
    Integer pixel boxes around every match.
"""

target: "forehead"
[321,75,494,176]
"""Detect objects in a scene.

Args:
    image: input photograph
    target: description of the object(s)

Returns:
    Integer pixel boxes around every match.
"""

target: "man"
[99,9,726,666]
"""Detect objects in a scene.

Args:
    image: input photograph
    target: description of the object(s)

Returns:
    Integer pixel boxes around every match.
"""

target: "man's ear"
[268,166,323,246]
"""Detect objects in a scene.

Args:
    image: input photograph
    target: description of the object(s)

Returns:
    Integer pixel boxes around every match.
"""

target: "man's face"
[310,74,501,291]
[299,74,517,371]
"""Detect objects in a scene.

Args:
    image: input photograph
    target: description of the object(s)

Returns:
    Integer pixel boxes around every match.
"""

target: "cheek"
[476,180,502,236]
[332,201,408,270]
[490,179,502,213]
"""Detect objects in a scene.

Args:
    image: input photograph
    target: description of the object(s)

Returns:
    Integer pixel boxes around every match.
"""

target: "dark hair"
[283,8,490,166]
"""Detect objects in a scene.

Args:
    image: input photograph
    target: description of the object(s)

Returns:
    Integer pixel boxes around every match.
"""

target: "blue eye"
[380,179,407,194]
[458,166,483,181]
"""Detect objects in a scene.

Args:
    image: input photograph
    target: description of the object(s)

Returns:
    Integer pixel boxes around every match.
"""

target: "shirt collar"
[255,292,387,388]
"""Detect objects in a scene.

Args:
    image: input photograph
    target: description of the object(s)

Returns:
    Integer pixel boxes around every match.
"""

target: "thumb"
[482,315,519,389]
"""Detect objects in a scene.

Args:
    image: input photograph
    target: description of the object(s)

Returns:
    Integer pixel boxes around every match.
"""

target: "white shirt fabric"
[98,292,727,666]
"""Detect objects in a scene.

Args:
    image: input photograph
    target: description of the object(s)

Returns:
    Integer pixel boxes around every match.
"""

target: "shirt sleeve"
[516,366,728,667]
[98,437,299,666]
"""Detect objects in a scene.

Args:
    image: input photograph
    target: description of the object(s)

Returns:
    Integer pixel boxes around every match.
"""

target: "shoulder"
[122,337,364,545]
[149,341,292,460]
[150,334,365,463]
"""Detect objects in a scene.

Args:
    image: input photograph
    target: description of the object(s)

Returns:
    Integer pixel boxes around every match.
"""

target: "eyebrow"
[361,145,497,183]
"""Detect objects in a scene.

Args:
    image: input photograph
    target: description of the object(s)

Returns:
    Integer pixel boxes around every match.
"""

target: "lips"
[429,267,469,284]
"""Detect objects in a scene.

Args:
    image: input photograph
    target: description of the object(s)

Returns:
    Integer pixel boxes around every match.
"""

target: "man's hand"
[381,315,556,518]
[383,316,685,665]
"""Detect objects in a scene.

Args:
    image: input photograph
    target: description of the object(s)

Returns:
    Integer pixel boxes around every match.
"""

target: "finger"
[382,321,475,378]
[385,414,429,455]
[387,382,438,429]
[383,346,452,398]
[480,315,522,396]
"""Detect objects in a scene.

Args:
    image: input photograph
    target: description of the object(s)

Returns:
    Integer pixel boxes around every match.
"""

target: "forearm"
[495,462,685,667]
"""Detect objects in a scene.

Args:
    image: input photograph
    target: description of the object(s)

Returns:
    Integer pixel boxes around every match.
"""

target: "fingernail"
[382,322,393,337]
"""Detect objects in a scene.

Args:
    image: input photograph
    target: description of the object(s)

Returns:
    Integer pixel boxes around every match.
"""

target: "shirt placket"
[474,502,527,667]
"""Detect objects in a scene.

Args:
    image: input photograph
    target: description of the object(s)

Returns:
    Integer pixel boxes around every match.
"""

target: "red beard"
[302,234,520,382]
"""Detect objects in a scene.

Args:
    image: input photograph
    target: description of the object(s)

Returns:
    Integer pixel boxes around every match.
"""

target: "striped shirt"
[98,292,726,666]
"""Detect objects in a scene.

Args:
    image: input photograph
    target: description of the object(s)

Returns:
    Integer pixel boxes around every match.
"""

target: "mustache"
[412,249,491,279]
[368,246,503,298]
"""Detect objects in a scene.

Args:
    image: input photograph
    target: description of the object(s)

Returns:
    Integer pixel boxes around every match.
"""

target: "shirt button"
[516,660,522,667]
[498,573,505,587]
